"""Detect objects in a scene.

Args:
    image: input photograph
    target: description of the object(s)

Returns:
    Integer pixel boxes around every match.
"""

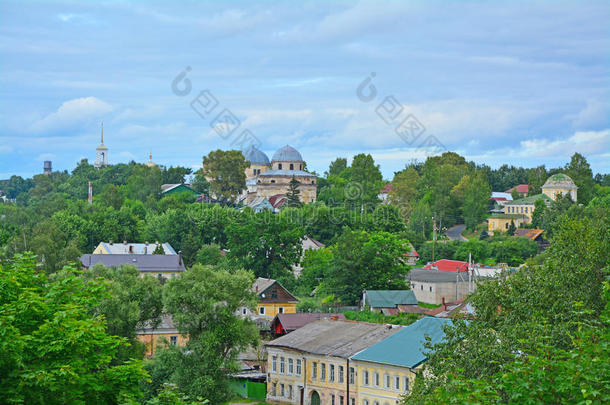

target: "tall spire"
[101,122,104,144]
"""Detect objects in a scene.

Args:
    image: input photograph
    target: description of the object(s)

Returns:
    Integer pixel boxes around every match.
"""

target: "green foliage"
[507,219,516,235]
[195,243,224,266]
[344,310,421,326]
[295,247,334,296]
[152,243,165,254]
[0,253,147,404]
[286,176,302,207]
[565,152,595,204]
[202,149,248,203]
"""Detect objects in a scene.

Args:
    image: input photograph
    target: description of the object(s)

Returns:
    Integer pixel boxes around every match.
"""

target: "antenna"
[101,122,104,144]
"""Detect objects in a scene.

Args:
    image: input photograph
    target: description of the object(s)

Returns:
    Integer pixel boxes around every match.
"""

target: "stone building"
[243,145,317,204]
[542,173,578,202]
[95,124,108,168]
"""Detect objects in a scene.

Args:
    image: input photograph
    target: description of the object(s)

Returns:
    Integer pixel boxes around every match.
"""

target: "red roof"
[268,194,287,209]
[405,248,419,257]
[270,313,346,336]
[492,197,508,202]
[379,184,392,194]
[423,259,468,272]
[505,184,529,194]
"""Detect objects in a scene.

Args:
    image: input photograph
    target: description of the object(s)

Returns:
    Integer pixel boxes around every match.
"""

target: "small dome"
[244,146,270,165]
[542,173,577,189]
[272,145,303,162]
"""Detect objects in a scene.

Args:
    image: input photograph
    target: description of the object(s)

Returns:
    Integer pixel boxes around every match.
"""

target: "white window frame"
[296,359,302,375]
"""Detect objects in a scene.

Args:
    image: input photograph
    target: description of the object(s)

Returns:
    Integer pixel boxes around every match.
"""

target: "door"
[300,387,304,405]
[311,390,320,405]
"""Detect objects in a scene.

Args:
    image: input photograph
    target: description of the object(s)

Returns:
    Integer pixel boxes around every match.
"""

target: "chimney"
[178,250,182,266]
[255,285,259,293]
[123,240,127,245]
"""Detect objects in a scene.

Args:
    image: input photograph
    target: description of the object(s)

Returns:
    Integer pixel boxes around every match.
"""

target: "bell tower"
[95,123,108,168]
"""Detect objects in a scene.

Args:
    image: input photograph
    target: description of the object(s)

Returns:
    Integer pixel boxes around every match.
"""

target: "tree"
[507,219,516,235]
[0,253,147,404]
[194,244,223,266]
[565,152,595,204]
[190,169,210,195]
[451,172,491,230]
[389,167,419,218]
[295,247,334,296]
[148,265,259,403]
[326,158,348,177]
[126,165,163,201]
[326,229,410,304]
[286,176,302,207]
[350,153,384,208]
[531,198,546,227]
[162,166,192,185]
[202,150,248,204]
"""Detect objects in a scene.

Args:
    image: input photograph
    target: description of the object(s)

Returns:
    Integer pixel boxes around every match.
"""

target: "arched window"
[290,163,294,170]
[278,163,282,170]
[311,180,315,184]
[271,180,276,183]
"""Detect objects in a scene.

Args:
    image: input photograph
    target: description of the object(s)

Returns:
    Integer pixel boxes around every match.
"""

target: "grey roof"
[272,313,347,332]
[365,290,418,308]
[265,319,401,358]
[244,146,271,165]
[96,242,176,255]
[136,314,176,333]
[81,254,186,272]
[259,169,315,178]
[272,145,303,162]
[409,268,480,283]
[351,317,452,368]
[253,277,276,294]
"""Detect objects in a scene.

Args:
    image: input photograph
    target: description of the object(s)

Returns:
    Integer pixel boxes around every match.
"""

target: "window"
[351,398,355,405]
[374,372,380,387]
[384,373,390,388]
[331,394,335,405]
[272,356,277,373]
[505,222,509,229]
[280,357,285,374]
[280,384,284,397]
[259,307,265,315]
[288,358,293,374]
[278,307,284,314]
[278,164,283,170]
[349,367,355,384]
[312,362,317,379]
[363,401,369,405]
[363,370,369,385]
[272,382,277,396]
[429,286,432,292]
[403,376,410,392]
[290,163,294,170]
[420,284,423,290]
[321,363,326,381]
[374,402,379,405]
[339,365,344,383]
[242,308,247,315]
[170,336,177,345]
[394,375,400,390]
[339,396,344,404]
[329,364,335,382]
[296,359,302,375]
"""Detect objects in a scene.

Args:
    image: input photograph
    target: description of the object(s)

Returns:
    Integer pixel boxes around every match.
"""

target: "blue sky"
[1,0,609,180]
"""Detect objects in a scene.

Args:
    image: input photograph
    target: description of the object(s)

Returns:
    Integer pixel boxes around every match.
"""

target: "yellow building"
[265,319,399,405]
[136,315,187,357]
[243,277,298,319]
[542,173,578,202]
[350,317,452,405]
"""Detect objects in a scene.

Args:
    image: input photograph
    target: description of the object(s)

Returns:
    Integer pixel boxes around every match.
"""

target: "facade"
[243,145,317,205]
[95,124,108,168]
[92,241,177,255]
[265,319,401,405]
[80,253,186,279]
[351,317,452,405]
[43,160,52,175]
[292,236,325,277]
[239,278,299,319]
[542,173,578,202]
[136,314,186,357]
[409,268,478,305]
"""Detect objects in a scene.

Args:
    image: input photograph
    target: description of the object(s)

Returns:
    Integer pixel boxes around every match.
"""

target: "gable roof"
[351,317,452,368]
[514,228,545,241]
[364,290,418,308]
[409,268,481,283]
[505,184,529,194]
[265,319,401,358]
[81,254,186,272]
[253,277,298,302]
[423,259,468,272]
[161,183,198,195]
[272,313,346,332]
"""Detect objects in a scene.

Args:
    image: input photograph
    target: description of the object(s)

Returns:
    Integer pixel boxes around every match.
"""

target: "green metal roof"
[365,290,417,308]
[489,213,528,219]
[351,317,452,368]
[504,193,551,206]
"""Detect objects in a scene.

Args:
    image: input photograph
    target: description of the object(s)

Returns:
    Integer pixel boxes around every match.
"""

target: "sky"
[1,0,609,180]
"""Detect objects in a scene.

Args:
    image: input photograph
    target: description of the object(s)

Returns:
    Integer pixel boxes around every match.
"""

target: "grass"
[418,301,441,309]
[462,222,488,240]
[344,309,421,326]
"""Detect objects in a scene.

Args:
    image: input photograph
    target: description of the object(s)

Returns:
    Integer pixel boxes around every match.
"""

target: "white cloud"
[30,97,113,134]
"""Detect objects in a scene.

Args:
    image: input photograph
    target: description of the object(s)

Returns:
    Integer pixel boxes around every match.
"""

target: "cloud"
[573,98,610,129]
[30,97,113,134]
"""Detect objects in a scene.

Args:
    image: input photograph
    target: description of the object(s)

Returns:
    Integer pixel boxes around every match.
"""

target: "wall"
[487,216,528,233]
[305,353,355,405]
[410,279,471,305]
[257,178,317,204]
[266,348,306,404]
[353,360,416,405]
[503,204,534,219]
[257,302,297,318]
[136,332,188,357]
[542,187,577,202]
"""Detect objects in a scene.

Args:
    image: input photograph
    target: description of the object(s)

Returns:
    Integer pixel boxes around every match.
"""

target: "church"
[242,145,317,204]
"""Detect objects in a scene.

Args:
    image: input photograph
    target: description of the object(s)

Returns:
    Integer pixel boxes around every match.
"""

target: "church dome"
[244,146,270,165]
[542,173,577,189]
[272,145,303,162]
[145,153,157,167]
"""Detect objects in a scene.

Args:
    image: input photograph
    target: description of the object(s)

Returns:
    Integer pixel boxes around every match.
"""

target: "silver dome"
[244,146,270,165]
[271,145,303,162]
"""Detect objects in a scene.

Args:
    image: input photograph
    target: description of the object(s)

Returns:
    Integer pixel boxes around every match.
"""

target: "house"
[360,290,419,314]
[409,268,479,305]
[92,241,177,255]
[491,191,513,205]
[350,317,452,405]
[426,298,475,319]
[269,194,288,211]
[292,235,325,277]
[505,184,529,197]
[265,318,401,405]
[80,253,186,279]
[136,314,187,357]
[245,196,275,212]
[161,183,199,197]
[423,259,468,272]
[514,228,549,250]
[378,184,392,203]
[404,245,419,266]
[240,278,299,319]
[270,313,346,337]
[542,173,578,201]
[488,193,551,234]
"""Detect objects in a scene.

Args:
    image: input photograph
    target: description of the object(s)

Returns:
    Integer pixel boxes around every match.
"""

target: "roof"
[81,254,186,272]
[488,213,529,219]
[409,268,480,283]
[161,183,198,195]
[259,169,316,178]
[136,314,176,333]
[405,247,419,257]
[542,173,577,189]
[272,145,303,162]
[253,277,298,302]
[514,228,544,241]
[272,313,346,332]
[247,197,273,210]
[491,191,513,200]
[364,290,418,308]
[268,194,287,209]
[505,193,551,206]
[351,317,452,369]
[265,319,401,358]
[379,184,392,194]
[505,184,529,194]
[423,259,468,272]
[244,146,271,165]
[96,242,177,255]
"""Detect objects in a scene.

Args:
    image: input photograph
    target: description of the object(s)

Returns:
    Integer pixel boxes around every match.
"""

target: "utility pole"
[432,214,437,267]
